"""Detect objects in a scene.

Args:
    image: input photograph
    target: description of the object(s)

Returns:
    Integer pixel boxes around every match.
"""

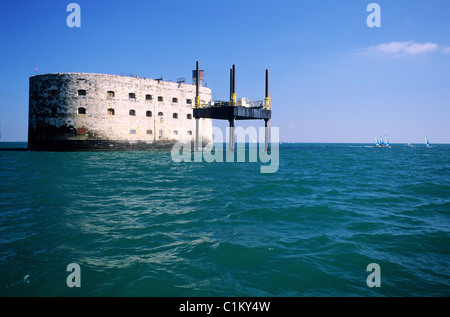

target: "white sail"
[425,135,430,147]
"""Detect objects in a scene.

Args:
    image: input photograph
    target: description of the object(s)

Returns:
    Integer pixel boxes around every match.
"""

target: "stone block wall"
[28,73,212,150]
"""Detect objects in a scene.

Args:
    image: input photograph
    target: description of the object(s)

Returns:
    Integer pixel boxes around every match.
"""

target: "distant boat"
[425,135,431,147]
[385,135,390,147]
[375,135,389,147]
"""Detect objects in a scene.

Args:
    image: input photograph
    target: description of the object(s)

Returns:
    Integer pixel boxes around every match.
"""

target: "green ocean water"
[0,143,449,296]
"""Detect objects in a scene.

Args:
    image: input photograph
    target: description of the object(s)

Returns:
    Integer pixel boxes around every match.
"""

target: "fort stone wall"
[28,73,212,150]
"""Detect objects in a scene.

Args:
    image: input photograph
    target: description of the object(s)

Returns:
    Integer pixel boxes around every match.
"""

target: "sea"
[0,142,449,297]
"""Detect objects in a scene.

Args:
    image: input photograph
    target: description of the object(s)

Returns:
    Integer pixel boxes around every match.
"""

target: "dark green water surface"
[1,143,449,296]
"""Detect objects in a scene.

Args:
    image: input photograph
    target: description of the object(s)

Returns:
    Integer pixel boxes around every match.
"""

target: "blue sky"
[0,0,449,143]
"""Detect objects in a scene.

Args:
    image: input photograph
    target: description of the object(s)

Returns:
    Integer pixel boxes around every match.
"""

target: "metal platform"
[193,105,271,121]
[192,62,272,152]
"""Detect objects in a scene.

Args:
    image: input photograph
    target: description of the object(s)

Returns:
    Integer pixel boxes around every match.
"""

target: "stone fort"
[28,72,212,150]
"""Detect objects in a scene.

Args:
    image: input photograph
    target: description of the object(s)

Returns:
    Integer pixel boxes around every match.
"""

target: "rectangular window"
[130,129,136,134]
[158,96,163,102]
[147,130,152,135]
[107,91,115,98]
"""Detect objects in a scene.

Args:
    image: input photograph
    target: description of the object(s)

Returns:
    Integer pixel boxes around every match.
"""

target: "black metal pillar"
[195,61,200,151]
[265,69,270,152]
[229,118,235,152]
[231,64,236,106]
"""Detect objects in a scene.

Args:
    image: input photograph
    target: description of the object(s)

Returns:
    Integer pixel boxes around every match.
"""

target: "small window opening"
[77,128,86,135]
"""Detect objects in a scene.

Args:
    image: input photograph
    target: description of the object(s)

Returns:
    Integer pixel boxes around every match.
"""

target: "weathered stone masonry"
[28,73,212,150]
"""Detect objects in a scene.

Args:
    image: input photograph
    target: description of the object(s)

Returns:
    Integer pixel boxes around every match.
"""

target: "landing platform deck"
[193,106,271,121]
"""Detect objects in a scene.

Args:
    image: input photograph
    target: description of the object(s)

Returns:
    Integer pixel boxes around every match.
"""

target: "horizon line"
[1,141,449,145]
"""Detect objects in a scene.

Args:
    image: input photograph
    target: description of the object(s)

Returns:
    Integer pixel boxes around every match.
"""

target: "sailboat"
[385,135,390,147]
[374,135,390,147]
[425,135,431,148]
[374,136,380,147]
[379,135,388,147]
